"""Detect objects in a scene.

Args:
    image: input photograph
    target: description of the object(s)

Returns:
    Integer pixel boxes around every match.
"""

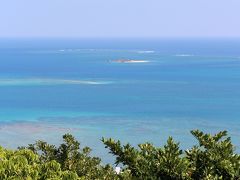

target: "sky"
[0,0,240,38]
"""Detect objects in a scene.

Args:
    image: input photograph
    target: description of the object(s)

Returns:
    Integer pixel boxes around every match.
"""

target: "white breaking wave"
[58,49,130,53]
[137,50,155,54]
[111,59,150,64]
[58,49,80,52]
[0,78,112,86]
[174,54,194,57]
[121,60,150,63]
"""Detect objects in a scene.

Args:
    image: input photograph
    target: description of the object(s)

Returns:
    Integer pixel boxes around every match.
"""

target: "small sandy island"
[111,59,150,63]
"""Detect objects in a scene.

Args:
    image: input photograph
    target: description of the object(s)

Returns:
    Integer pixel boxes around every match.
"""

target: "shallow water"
[0,38,240,163]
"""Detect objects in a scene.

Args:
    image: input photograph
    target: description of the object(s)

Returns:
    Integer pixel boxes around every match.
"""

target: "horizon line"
[1,36,240,40]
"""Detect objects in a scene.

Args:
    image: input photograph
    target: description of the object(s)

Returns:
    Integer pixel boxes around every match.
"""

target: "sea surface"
[0,38,240,162]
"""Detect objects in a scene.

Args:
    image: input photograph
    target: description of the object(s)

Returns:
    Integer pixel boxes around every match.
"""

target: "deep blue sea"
[0,38,240,162]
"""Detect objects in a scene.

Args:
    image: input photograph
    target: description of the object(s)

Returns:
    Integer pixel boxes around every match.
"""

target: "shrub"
[0,130,239,179]
[103,130,240,180]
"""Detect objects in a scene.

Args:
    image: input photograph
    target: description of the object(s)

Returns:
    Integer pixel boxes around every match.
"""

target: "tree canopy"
[0,130,239,179]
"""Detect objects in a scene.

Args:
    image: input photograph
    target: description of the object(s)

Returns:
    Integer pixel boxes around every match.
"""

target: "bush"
[0,130,239,179]
[102,130,240,180]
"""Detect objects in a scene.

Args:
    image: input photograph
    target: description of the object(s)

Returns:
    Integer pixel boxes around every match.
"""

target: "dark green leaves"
[186,130,240,179]
[1,130,239,179]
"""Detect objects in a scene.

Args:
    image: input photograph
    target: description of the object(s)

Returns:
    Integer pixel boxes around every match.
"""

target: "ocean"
[0,38,240,162]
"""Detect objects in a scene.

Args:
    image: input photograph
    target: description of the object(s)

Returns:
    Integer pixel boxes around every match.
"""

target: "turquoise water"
[0,38,240,162]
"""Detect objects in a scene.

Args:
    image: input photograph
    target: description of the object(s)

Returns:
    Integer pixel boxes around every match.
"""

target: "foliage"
[186,130,240,179]
[0,130,239,179]
[0,147,79,179]
[102,137,189,179]
[102,130,240,180]
[21,133,124,179]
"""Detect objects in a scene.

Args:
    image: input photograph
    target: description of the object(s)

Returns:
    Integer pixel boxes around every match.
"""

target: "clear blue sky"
[0,0,240,38]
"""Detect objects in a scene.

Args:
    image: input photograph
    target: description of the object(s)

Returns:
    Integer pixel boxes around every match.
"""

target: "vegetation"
[0,130,239,179]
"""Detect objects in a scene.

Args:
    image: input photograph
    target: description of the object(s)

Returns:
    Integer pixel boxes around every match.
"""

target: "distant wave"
[58,49,87,52]
[111,59,150,64]
[137,50,155,54]
[174,54,194,57]
[57,49,130,53]
[125,60,150,63]
[0,78,112,86]
[57,49,156,54]
[58,49,96,52]
[139,80,189,85]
